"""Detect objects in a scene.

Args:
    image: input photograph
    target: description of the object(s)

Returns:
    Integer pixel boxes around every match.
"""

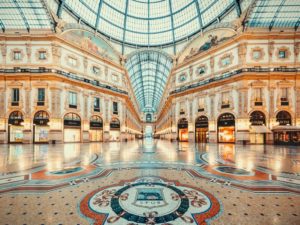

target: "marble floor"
[0,139,299,225]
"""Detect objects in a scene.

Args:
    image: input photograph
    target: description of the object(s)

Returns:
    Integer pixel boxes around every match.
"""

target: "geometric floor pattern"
[0,141,299,224]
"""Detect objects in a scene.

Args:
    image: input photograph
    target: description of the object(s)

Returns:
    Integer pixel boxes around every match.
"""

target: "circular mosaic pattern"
[80,177,221,225]
[48,167,83,175]
[214,166,253,176]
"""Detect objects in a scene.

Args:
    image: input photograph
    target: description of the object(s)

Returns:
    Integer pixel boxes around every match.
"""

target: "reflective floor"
[0,139,299,225]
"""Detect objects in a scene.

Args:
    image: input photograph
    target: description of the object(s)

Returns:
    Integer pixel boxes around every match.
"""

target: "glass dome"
[60,0,236,47]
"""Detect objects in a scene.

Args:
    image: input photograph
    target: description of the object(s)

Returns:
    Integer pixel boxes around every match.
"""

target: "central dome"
[62,0,236,48]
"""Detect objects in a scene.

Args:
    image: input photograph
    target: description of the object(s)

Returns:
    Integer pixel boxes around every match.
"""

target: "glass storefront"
[110,118,120,141]
[195,116,209,143]
[218,113,235,143]
[89,116,103,142]
[64,113,81,143]
[8,111,24,143]
[249,111,266,144]
[33,111,49,143]
[178,118,188,142]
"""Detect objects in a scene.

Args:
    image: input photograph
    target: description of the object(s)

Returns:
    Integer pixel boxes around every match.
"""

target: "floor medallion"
[80,177,221,225]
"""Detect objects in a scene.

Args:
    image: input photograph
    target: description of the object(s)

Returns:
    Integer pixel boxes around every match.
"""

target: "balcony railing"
[221,103,230,109]
[37,101,45,106]
[113,111,118,115]
[11,101,19,106]
[281,101,289,106]
[69,104,77,109]
[180,111,185,115]
[198,108,204,112]
[0,67,128,95]
[94,108,100,112]
[170,67,299,95]
[254,101,263,106]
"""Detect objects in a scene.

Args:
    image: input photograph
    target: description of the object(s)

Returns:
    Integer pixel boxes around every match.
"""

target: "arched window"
[90,116,103,128]
[33,111,49,125]
[276,111,291,125]
[64,113,81,127]
[8,111,24,125]
[250,111,266,125]
[195,116,208,128]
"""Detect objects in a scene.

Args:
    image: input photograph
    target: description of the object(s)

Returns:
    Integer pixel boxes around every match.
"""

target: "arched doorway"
[276,111,292,125]
[89,115,103,142]
[218,113,235,143]
[110,118,120,141]
[273,111,298,145]
[8,111,24,143]
[249,111,267,144]
[178,118,188,142]
[33,111,50,143]
[63,113,81,142]
[195,116,209,143]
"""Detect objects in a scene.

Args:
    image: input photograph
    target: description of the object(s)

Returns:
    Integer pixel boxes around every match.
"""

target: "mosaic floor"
[0,140,299,225]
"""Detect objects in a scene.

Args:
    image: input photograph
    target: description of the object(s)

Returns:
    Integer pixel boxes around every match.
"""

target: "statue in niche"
[199,35,218,52]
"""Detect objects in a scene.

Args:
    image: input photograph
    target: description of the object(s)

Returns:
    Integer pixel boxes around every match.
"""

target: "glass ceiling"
[58,0,236,48]
[125,50,173,112]
[0,0,53,31]
[247,0,300,29]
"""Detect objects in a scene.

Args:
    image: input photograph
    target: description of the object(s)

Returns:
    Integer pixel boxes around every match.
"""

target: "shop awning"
[272,125,300,131]
[250,125,272,133]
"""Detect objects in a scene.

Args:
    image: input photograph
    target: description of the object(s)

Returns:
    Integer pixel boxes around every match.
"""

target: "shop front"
[33,111,50,143]
[178,118,188,142]
[109,118,120,141]
[89,115,103,142]
[249,111,270,144]
[195,116,209,143]
[63,113,81,143]
[273,111,299,145]
[218,113,235,143]
[8,111,24,143]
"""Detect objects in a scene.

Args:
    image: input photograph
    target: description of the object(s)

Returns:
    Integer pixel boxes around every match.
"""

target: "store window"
[37,88,45,106]
[94,97,100,112]
[69,91,77,108]
[12,88,19,106]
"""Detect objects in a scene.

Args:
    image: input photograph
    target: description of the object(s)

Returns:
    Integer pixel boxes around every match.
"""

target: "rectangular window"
[39,51,47,60]
[68,57,77,66]
[12,88,19,103]
[93,66,100,75]
[221,92,229,104]
[198,66,206,75]
[198,98,205,108]
[254,88,263,102]
[69,91,77,108]
[13,51,21,60]
[279,50,286,59]
[180,101,185,114]
[113,102,118,114]
[281,88,288,102]
[37,88,45,106]
[221,57,230,66]
[94,97,100,112]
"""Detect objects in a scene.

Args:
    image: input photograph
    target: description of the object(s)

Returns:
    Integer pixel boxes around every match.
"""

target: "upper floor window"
[253,50,261,60]
[197,66,206,75]
[94,97,100,112]
[92,66,100,75]
[221,92,229,105]
[68,57,77,67]
[254,88,263,102]
[38,51,47,60]
[278,50,286,59]
[13,51,22,60]
[112,74,119,82]
[37,88,45,105]
[113,102,118,114]
[221,57,231,66]
[69,91,77,108]
[179,73,187,82]
[12,88,19,103]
